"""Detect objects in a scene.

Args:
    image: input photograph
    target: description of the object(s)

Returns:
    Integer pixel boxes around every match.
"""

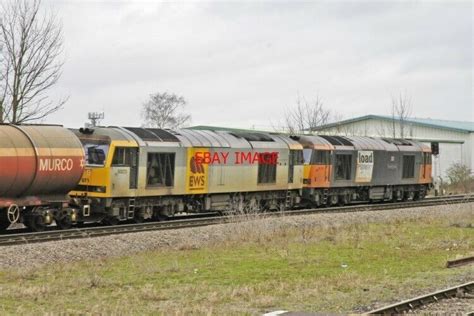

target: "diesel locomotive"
[0,124,433,232]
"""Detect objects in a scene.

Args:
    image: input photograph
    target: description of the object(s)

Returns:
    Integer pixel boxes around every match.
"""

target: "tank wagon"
[69,127,304,225]
[0,124,84,231]
[296,135,432,206]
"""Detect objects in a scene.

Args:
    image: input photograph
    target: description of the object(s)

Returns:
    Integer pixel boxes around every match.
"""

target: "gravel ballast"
[416,296,474,314]
[0,202,472,270]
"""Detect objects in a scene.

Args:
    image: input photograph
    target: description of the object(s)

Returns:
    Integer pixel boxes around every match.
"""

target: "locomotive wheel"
[338,197,345,206]
[401,192,409,202]
[102,216,119,226]
[338,195,350,206]
[133,214,145,223]
[391,193,398,203]
[413,191,423,201]
[57,217,72,230]
[154,214,169,221]
[26,216,46,232]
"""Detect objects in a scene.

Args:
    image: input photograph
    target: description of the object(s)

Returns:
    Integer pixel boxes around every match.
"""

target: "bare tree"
[142,92,191,129]
[391,92,413,139]
[0,42,7,123]
[0,0,66,124]
[282,94,332,134]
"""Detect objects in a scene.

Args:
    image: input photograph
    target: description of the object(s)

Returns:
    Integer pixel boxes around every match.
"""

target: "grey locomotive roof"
[88,127,136,142]
[295,135,334,147]
[297,134,427,152]
[345,136,398,151]
[172,129,232,148]
[80,127,428,152]
[95,127,288,150]
[272,134,304,148]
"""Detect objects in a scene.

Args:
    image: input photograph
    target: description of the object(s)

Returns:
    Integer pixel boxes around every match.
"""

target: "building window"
[335,154,352,180]
[402,155,415,179]
[258,161,276,184]
[312,150,331,165]
[147,153,175,186]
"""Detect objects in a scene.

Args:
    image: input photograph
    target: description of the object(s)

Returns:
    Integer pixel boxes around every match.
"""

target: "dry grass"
[0,204,472,314]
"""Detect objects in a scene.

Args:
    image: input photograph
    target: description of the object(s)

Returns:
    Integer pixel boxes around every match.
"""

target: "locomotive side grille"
[229,132,274,142]
[382,138,413,146]
[332,136,353,146]
[147,129,180,142]
[319,135,353,146]
[124,127,180,142]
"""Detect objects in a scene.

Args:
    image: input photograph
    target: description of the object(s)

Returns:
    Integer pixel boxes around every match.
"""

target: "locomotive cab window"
[147,153,175,187]
[402,155,415,179]
[335,154,352,180]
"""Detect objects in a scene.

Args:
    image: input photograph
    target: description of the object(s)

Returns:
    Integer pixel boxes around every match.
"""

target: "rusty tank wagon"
[0,124,84,231]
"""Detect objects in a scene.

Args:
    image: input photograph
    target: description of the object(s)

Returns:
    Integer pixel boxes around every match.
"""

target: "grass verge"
[0,208,472,315]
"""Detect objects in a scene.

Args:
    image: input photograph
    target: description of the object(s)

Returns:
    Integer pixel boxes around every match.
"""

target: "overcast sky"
[42,0,472,129]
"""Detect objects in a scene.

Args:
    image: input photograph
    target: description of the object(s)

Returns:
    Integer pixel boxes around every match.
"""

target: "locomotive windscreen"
[77,136,111,166]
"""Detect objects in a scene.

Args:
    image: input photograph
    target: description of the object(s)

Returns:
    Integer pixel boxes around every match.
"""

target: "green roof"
[315,115,474,133]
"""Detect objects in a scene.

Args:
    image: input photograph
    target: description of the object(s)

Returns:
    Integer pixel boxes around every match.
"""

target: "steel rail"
[447,256,474,268]
[366,281,474,314]
[0,194,472,247]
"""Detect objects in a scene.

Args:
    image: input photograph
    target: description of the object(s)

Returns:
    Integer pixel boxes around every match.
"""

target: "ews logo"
[188,155,206,191]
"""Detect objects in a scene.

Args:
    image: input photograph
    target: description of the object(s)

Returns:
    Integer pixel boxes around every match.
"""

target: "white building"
[313,115,474,179]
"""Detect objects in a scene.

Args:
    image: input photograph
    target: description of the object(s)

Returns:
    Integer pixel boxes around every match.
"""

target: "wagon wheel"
[0,211,11,232]
[7,204,20,224]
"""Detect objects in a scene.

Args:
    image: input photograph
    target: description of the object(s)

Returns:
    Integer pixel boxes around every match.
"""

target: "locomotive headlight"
[94,186,106,193]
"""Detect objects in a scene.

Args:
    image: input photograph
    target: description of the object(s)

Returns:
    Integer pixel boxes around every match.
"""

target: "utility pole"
[87,112,104,127]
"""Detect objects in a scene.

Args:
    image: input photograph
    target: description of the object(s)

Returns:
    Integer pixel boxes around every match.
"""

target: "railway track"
[0,194,472,247]
[366,281,474,314]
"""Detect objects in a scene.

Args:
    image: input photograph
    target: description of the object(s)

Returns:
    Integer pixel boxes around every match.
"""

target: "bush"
[446,163,474,193]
